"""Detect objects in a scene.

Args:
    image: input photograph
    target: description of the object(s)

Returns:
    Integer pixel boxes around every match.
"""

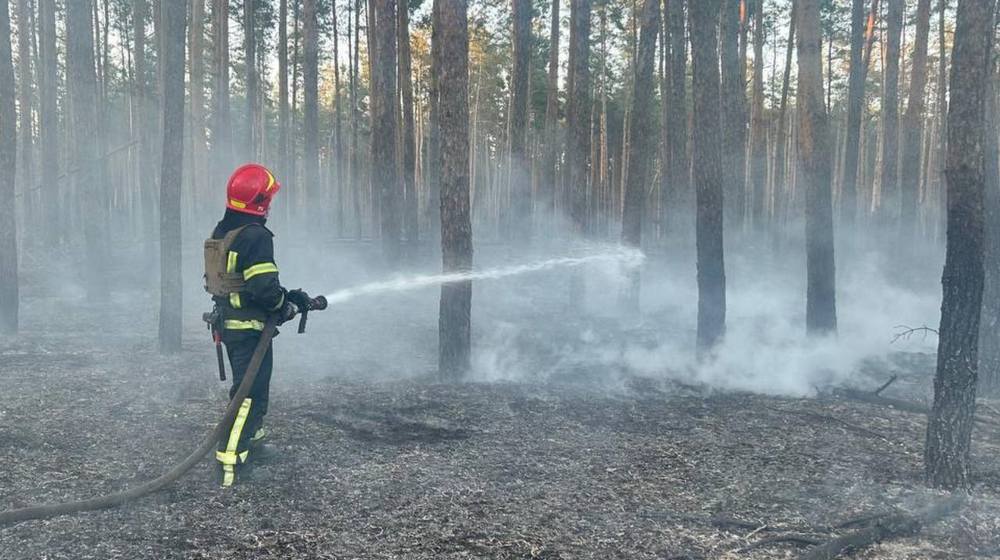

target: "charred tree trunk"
[900,0,933,240]
[925,0,993,490]
[798,0,837,335]
[720,0,747,231]
[211,0,233,188]
[436,0,472,380]
[842,0,876,225]
[158,0,185,353]
[509,0,532,241]
[67,0,109,298]
[690,0,726,351]
[880,0,903,225]
[567,0,593,237]
[0,0,18,333]
[303,0,319,225]
[38,0,58,245]
[666,0,690,238]
[372,0,401,262]
[398,1,417,244]
[540,0,560,221]
[748,0,766,231]
[621,0,660,309]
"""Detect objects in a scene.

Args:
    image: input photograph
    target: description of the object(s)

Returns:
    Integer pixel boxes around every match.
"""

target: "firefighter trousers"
[215,332,273,486]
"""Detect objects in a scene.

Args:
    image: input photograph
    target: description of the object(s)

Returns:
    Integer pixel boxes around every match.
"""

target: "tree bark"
[158,0,185,353]
[880,0,903,225]
[979,57,1000,396]
[372,0,401,262]
[38,0,58,245]
[0,0,18,333]
[509,0,533,241]
[621,0,660,310]
[925,0,993,490]
[798,0,837,335]
[773,0,796,234]
[690,0,726,351]
[67,0,109,298]
[426,0,443,247]
[900,0,933,240]
[436,0,472,380]
[748,0,766,230]
[303,0,319,225]
[398,0,417,244]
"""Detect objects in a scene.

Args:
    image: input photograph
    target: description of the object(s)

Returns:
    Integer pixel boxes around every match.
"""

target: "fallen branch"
[830,388,929,415]
[891,325,939,345]
[797,494,965,560]
[765,406,887,440]
[739,534,822,553]
[873,375,898,396]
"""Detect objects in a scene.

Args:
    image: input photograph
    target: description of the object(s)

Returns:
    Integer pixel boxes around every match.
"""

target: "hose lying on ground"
[0,319,277,526]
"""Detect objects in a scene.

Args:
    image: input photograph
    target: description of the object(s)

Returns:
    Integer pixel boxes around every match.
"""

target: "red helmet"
[226,163,281,216]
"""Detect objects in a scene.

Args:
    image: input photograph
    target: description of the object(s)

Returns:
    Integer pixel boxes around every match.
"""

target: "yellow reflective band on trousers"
[270,292,285,312]
[224,319,265,331]
[243,262,278,281]
[227,251,242,309]
[218,398,253,486]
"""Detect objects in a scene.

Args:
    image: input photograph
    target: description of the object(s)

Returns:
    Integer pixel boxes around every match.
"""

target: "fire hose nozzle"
[296,295,328,334]
[310,295,328,311]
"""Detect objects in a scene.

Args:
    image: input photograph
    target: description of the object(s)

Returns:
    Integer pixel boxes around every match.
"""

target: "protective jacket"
[205,210,286,335]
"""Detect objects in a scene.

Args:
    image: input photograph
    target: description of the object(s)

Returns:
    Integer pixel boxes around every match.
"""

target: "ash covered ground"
[2,240,1000,559]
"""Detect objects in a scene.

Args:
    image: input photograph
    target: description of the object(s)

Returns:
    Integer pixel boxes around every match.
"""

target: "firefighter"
[204,163,313,487]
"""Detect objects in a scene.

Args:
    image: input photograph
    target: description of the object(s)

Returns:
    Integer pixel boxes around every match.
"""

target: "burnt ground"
[2,244,1000,559]
[2,326,1000,560]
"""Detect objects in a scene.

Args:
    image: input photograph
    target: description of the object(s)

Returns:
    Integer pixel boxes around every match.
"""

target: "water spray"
[323,245,646,305]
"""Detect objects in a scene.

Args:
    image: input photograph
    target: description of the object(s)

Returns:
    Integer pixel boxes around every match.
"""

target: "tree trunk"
[0,0,18,333]
[925,0,993,491]
[690,0,726,351]
[303,0,319,225]
[244,0,258,160]
[426,0,442,247]
[333,0,344,236]
[158,0,185,353]
[539,0,560,222]
[372,0,401,262]
[842,0,877,225]
[278,0,289,185]
[720,0,747,230]
[773,0,796,235]
[748,0,766,230]
[436,0,472,380]
[509,0,532,241]
[398,0,417,244]
[189,0,208,213]
[666,0,690,239]
[798,0,837,335]
[15,0,33,233]
[880,0,903,225]
[38,0,58,245]
[621,0,660,310]
[936,0,949,240]
[351,0,363,238]
[211,0,232,187]
[900,0,933,241]
[979,59,1000,396]
[67,0,109,298]
[567,0,593,237]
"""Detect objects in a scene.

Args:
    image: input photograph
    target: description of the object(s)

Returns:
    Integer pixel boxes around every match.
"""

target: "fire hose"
[0,296,327,526]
